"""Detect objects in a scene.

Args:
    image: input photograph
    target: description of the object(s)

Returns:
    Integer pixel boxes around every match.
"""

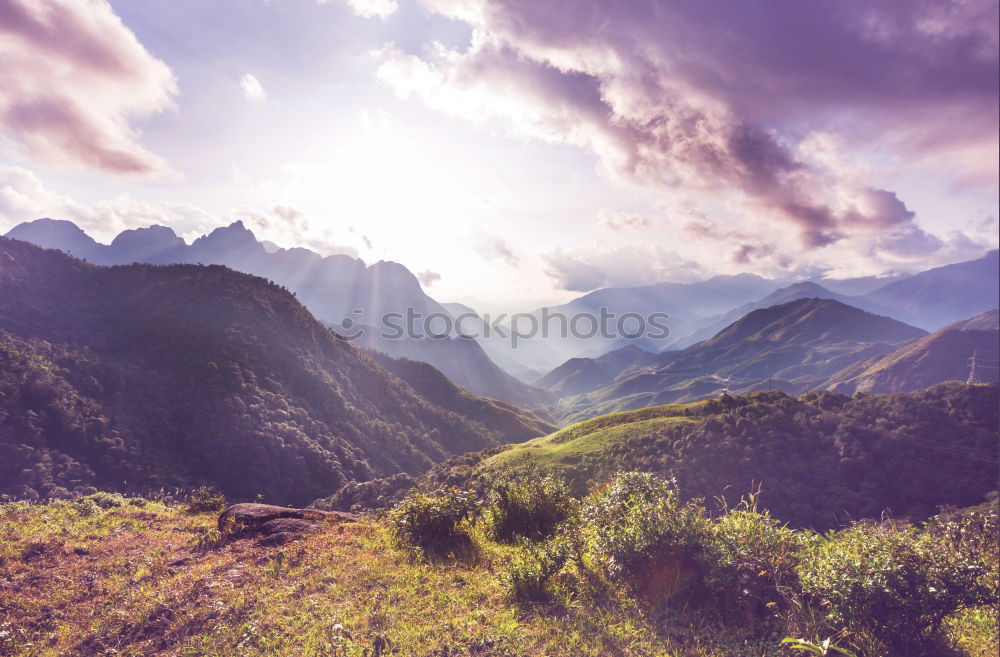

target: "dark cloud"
[386,0,996,253]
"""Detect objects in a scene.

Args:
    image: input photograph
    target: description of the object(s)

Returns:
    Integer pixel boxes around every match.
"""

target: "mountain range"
[824,309,999,393]
[6,219,997,422]
[0,236,550,504]
[548,298,930,423]
[4,219,546,408]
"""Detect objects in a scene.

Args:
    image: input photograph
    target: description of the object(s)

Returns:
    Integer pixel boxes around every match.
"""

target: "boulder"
[218,503,360,542]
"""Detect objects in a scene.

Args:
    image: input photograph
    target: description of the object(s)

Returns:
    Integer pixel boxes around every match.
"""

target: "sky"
[0,0,997,313]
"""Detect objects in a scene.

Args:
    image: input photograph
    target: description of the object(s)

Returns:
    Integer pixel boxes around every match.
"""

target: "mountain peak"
[5,218,104,260]
[709,297,925,347]
[7,218,93,241]
[110,224,181,245]
[192,220,259,250]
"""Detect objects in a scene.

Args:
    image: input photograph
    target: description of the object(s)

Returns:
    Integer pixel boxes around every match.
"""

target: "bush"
[482,475,574,543]
[580,472,708,581]
[186,486,226,514]
[72,497,102,517]
[798,519,997,651]
[386,488,476,557]
[84,492,128,509]
[502,535,570,601]
[703,505,812,620]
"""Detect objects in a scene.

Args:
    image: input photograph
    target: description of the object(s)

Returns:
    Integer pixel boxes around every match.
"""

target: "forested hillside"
[423,382,999,529]
[825,309,999,393]
[5,219,548,407]
[0,238,548,505]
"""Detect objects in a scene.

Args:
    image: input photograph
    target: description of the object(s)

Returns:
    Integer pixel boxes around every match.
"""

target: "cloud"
[417,270,441,286]
[380,0,997,256]
[598,209,651,231]
[334,0,398,19]
[0,0,178,174]
[239,73,266,101]
[543,245,704,292]
[348,227,373,250]
[476,236,519,266]
[237,204,360,257]
[0,166,367,260]
[0,165,214,239]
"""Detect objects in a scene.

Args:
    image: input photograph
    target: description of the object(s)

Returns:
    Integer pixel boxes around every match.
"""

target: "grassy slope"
[433,384,1000,531]
[1,501,995,657]
[486,403,709,476]
[479,401,712,486]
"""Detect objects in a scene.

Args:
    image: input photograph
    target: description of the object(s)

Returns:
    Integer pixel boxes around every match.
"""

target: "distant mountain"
[367,351,556,439]
[948,308,1000,332]
[519,250,997,365]
[441,302,478,318]
[553,298,926,423]
[5,218,543,408]
[504,274,781,371]
[354,330,555,410]
[6,218,107,262]
[695,297,921,348]
[806,272,908,296]
[0,237,549,504]
[533,345,658,396]
[824,309,999,394]
[666,281,874,349]
[859,250,999,330]
[440,301,547,381]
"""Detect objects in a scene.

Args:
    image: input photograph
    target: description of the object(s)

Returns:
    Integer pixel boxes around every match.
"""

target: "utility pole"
[967,351,981,385]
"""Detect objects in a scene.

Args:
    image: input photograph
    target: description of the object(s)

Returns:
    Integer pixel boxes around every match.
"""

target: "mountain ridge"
[0,236,549,504]
[548,298,926,423]
[4,218,545,408]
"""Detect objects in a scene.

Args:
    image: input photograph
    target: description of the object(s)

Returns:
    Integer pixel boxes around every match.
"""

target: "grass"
[476,402,706,487]
[1,499,995,657]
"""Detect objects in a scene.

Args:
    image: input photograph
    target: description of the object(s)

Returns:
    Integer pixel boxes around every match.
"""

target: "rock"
[217,503,361,541]
[260,518,320,535]
[256,532,300,547]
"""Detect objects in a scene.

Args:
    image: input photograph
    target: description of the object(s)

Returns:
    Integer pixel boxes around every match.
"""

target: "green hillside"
[428,383,999,529]
[485,403,709,477]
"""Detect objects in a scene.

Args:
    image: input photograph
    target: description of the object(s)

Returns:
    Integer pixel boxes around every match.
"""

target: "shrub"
[703,505,813,620]
[193,528,224,552]
[83,492,128,509]
[482,475,574,543]
[580,472,708,581]
[72,497,102,517]
[798,519,997,651]
[186,486,226,514]
[502,535,570,601]
[386,488,476,557]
